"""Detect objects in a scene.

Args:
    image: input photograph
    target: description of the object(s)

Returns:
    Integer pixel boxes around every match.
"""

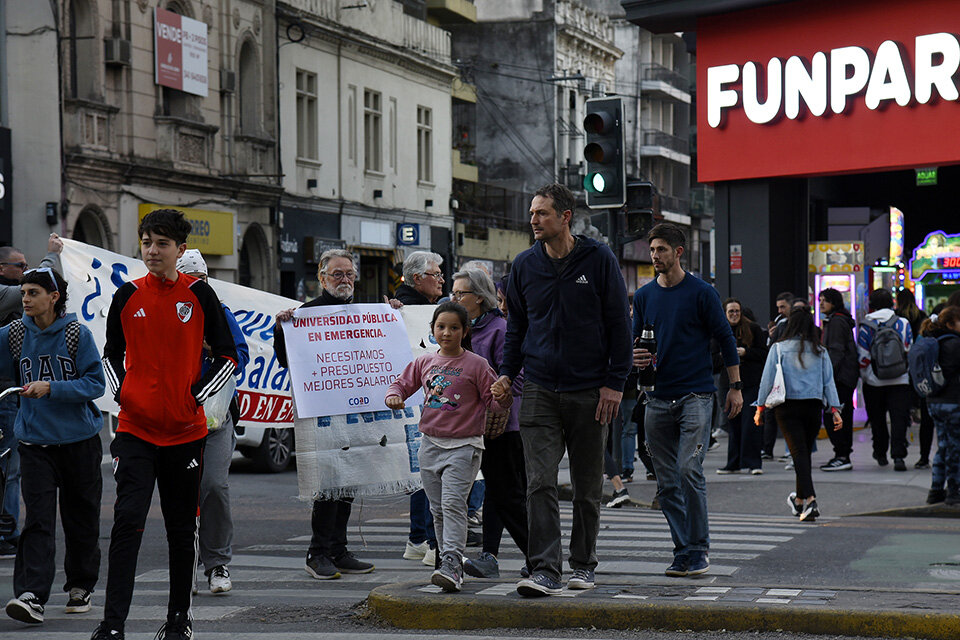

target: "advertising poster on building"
[154,7,209,97]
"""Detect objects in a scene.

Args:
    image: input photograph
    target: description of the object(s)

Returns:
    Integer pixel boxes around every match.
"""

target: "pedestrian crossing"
[0,503,823,638]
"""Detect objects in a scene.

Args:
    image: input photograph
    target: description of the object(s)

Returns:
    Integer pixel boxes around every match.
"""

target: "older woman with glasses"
[394,251,445,305]
[451,268,530,580]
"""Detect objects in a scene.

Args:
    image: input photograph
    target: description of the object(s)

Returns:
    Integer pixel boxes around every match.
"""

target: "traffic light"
[582,96,625,209]
[623,180,659,239]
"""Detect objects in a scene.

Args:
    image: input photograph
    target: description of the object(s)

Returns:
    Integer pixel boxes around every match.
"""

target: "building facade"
[59,0,281,288]
[276,0,457,301]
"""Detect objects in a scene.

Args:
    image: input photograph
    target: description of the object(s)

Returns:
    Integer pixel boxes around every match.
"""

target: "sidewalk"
[368,416,960,638]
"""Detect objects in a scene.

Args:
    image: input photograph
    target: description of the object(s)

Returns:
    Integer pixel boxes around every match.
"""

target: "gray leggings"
[418,438,482,562]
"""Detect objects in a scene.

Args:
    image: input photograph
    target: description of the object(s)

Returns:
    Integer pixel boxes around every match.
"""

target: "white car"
[235,423,295,473]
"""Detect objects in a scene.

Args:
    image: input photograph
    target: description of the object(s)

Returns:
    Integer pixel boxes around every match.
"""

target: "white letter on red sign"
[784,53,827,119]
[865,40,911,110]
[915,32,960,104]
[707,63,741,128]
[830,46,870,114]
[742,58,783,124]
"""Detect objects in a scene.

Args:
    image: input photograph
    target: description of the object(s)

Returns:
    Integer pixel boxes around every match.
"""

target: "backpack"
[8,319,82,386]
[867,315,908,380]
[908,334,959,398]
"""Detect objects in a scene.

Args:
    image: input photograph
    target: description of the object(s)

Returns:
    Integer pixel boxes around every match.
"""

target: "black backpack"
[8,319,82,385]
[867,316,908,380]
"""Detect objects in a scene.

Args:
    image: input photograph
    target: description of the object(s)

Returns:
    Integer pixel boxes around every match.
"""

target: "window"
[69,0,97,99]
[417,105,432,183]
[364,89,382,172]
[296,69,318,160]
[347,85,357,165]
[238,40,260,133]
[389,97,398,173]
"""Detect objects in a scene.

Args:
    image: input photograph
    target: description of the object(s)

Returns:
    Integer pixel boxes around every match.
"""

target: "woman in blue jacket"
[3,267,105,625]
[755,308,841,522]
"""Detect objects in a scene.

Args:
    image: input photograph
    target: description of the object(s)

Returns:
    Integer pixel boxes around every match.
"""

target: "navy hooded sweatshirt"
[501,235,632,393]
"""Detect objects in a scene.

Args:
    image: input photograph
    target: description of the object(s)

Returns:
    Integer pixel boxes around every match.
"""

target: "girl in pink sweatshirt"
[385,302,511,592]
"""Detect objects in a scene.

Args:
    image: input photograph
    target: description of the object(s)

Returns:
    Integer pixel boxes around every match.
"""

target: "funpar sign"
[696,0,960,182]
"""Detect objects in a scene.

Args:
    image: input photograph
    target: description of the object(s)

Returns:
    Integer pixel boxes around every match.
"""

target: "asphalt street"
[0,419,956,639]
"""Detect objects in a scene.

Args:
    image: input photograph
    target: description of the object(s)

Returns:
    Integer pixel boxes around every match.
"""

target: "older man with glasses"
[0,233,63,560]
[393,251,444,306]
[275,249,375,581]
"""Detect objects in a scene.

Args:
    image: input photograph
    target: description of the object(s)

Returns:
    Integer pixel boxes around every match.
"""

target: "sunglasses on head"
[23,267,58,292]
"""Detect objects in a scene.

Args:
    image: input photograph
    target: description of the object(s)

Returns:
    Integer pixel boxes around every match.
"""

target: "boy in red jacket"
[92,210,237,640]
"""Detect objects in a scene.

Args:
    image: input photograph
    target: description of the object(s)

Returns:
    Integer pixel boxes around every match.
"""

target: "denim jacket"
[756,338,841,409]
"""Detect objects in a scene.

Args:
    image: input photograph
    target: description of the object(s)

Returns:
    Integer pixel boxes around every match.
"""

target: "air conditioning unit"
[104,37,131,66]
[220,69,236,93]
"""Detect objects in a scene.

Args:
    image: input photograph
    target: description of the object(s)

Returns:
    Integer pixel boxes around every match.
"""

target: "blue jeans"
[619,397,639,474]
[927,402,960,494]
[0,399,19,541]
[408,489,437,547]
[467,480,485,516]
[644,393,713,556]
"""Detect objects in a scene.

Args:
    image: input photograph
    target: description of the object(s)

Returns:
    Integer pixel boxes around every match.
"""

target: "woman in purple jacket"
[450,268,529,579]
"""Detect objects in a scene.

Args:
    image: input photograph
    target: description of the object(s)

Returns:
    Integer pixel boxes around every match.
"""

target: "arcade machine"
[809,242,866,325]
[909,230,960,311]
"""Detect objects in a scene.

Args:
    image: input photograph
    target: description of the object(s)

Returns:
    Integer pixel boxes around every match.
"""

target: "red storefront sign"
[697,0,960,182]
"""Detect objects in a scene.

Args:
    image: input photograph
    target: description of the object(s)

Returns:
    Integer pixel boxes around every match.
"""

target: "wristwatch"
[730,381,743,390]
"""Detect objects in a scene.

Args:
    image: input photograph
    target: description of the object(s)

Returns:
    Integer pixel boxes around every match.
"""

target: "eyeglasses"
[423,271,444,280]
[23,267,58,292]
[451,291,474,300]
[324,270,357,281]
[0,262,27,270]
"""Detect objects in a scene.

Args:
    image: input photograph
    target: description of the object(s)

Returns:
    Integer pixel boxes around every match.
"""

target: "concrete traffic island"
[368,580,960,639]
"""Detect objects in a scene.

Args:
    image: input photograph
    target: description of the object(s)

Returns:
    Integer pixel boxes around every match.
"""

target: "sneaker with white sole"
[687,551,710,575]
[820,457,852,472]
[65,587,92,613]
[6,592,44,624]
[516,573,562,597]
[422,546,437,567]
[208,565,232,593]
[305,554,341,580]
[431,554,463,592]
[799,499,820,522]
[567,568,595,590]
[403,540,429,560]
[605,488,630,508]
[748,468,763,475]
[463,551,499,578]
[787,491,802,517]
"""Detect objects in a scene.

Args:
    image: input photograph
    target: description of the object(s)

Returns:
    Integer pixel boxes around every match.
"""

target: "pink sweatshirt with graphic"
[385,350,512,439]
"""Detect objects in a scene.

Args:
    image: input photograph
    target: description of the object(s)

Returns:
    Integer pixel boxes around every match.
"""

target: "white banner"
[281,304,419,418]
[60,238,297,428]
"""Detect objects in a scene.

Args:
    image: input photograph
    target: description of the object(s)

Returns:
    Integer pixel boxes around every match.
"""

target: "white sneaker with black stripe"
[6,592,44,624]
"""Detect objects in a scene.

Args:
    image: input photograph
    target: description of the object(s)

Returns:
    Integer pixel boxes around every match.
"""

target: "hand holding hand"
[385,396,405,410]
[491,376,512,403]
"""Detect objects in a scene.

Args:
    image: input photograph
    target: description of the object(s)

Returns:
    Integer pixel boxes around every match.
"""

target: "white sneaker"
[403,540,429,560]
[208,565,232,594]
[422,547,437,567]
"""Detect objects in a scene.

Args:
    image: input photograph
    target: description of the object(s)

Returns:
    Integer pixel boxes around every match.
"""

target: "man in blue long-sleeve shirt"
[492,183,631,597]
[633,223,742,578]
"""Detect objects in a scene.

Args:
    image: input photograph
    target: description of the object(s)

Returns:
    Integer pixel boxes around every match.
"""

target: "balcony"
[63,98,119,156]
[426,0,476,24]
[452,149,477,182]
[640,130,690,164]
[640,64,691,103]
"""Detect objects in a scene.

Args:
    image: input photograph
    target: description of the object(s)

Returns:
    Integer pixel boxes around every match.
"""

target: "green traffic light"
[591,173,606,192]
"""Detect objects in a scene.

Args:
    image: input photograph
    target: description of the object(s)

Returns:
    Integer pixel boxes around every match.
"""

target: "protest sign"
[281,303,419,417]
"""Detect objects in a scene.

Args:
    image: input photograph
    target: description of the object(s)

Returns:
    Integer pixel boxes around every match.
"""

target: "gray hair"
[318,249,356,275]
[403,250,443,282]
[0,246,23,262]
[452,268,497,313]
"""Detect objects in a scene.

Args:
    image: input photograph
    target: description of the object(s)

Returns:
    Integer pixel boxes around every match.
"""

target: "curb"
[367,582,960,639]
[847,503,960,518]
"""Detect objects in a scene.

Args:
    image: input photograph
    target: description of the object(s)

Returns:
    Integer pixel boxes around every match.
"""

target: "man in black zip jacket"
[818,288,859,471]
[274,249,375,581]
[492,183,631,597]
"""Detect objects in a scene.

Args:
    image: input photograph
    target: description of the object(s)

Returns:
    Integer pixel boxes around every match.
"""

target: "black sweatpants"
[480,430,528,560]
[15,435,102,604]
[822,381,855,459]
[103,432,204,631]
[309,498,352,560]
[775,399,823,499]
